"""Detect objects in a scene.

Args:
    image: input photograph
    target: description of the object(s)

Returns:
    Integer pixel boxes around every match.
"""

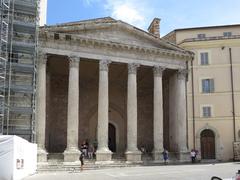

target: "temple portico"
[36,17,193,163]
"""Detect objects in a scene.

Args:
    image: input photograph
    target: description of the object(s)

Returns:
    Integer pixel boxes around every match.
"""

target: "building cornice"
[179,38,240,49]
[39,31,193,61]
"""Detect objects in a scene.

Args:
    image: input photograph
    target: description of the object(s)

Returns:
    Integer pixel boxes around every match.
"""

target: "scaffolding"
[0,0,10,135]
[0,0,39,142]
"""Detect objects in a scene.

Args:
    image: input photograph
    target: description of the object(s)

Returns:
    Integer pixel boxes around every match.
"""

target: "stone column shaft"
[64,56,80,162]
[126,63,141,162]
[96,60,112,161]
[36,53,48,162]
[153,66,165,161]
[176,69,188,152]
[176,69,189,161]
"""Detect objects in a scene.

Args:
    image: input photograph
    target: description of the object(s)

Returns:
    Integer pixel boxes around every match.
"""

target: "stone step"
[37,161,141,173]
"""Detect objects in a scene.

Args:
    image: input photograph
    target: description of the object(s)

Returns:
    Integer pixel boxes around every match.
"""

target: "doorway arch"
[201,129,215,159]
[108,123,116,152]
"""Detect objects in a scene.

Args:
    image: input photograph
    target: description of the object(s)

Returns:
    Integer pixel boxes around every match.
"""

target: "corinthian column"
[125,63,142,162]
[64,56,80,162]
[36,53,48,162]
[176,69,189,161]
[96,60,112,162]
[152,66,165,161]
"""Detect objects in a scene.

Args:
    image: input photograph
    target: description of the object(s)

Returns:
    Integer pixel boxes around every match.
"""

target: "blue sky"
[47,0,240,36]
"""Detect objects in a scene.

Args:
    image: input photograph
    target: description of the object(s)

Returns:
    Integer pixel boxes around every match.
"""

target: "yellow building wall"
[177,27,240,161]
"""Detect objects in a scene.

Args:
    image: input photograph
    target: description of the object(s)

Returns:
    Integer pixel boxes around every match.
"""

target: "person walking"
[162,149,169,165]
[88,144,94,159]
[79,151,84,171]
[81,140,88,157]
[190,149,196,163]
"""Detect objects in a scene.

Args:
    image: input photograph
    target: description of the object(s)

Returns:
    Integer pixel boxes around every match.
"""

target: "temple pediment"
[41,17,188,54]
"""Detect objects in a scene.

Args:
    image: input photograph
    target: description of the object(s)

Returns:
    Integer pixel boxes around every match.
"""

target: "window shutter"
[208,107,212,117]
[205,53,209,65]
[210,79,214,92]
[202,79,205,92]
[201,53,204,65]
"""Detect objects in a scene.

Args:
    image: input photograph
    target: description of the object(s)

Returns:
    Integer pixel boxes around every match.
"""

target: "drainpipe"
[229,48,236,142]
[186,62,189,149]
[190,58,196,149]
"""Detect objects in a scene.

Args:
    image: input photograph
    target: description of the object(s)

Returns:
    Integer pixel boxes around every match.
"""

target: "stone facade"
[36,17,193,162]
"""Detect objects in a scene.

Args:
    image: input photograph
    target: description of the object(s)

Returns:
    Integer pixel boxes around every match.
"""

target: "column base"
[96,148,112,161]
[177,151,190,162]
[37,148,48,162]
[64,147,80,162]
[152,150,164,162]
[125,150,142,163]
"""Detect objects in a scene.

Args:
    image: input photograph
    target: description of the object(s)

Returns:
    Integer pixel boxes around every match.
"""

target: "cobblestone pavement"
[24,162,240,180]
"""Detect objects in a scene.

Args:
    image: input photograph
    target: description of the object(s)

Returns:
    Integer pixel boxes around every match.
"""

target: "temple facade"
[36,17,193,162]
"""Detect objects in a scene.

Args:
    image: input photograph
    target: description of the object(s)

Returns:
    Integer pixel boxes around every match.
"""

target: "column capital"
[68,56,80,68]
[153,66,165,77]
[128,63,140,74]
[99,60,111,72]
[177,69,188,80]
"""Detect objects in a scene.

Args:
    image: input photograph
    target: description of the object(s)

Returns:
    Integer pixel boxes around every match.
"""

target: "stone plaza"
[25,162,240,180]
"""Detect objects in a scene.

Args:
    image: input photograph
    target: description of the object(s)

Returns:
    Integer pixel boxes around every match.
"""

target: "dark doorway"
[108,123,116,152]
[201,129,215,159]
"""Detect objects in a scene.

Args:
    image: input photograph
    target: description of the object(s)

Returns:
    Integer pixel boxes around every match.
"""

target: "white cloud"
[81,0,156,29]
[82,0,99,6]
[104,0,152,29]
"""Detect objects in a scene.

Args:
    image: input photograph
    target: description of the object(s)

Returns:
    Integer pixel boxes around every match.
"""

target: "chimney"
[148,18,161,38]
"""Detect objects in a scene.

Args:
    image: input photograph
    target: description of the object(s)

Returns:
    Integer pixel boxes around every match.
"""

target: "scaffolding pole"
[0,0,10,135]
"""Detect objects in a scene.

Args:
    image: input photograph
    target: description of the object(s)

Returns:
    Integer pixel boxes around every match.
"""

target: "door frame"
[196,124,221,160]
[200,129,215,159]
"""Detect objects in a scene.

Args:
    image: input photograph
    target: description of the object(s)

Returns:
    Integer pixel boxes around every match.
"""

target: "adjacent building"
[164,24,240,161]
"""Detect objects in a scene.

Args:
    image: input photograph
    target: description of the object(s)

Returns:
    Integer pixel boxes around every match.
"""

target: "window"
[200,52,209,65]
[202,106,212,117]
[202,79,214,93]
[54,33,59,40]
[223,32,232,37]
[197,34,206,39]
[65,34,71,41]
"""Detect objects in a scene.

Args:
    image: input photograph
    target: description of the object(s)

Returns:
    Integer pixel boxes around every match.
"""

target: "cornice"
[39,31,193,61]
[179,38,240,49]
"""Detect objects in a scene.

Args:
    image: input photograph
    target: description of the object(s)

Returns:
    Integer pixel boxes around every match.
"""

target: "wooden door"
[201,129,215,159]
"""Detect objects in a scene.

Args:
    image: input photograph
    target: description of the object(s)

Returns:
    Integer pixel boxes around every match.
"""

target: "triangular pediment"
[42,17,186,53]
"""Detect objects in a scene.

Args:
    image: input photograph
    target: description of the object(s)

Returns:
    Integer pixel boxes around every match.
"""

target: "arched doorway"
[108,123,116,152]
[201,129,215,159]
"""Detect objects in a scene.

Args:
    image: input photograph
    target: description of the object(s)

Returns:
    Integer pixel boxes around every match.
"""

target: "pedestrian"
[81,140,88,157]
[79,151,84,171]
[88,144,94,159]
[162,149,169,165]
[190,149,196,163]
[194,149,198,162]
